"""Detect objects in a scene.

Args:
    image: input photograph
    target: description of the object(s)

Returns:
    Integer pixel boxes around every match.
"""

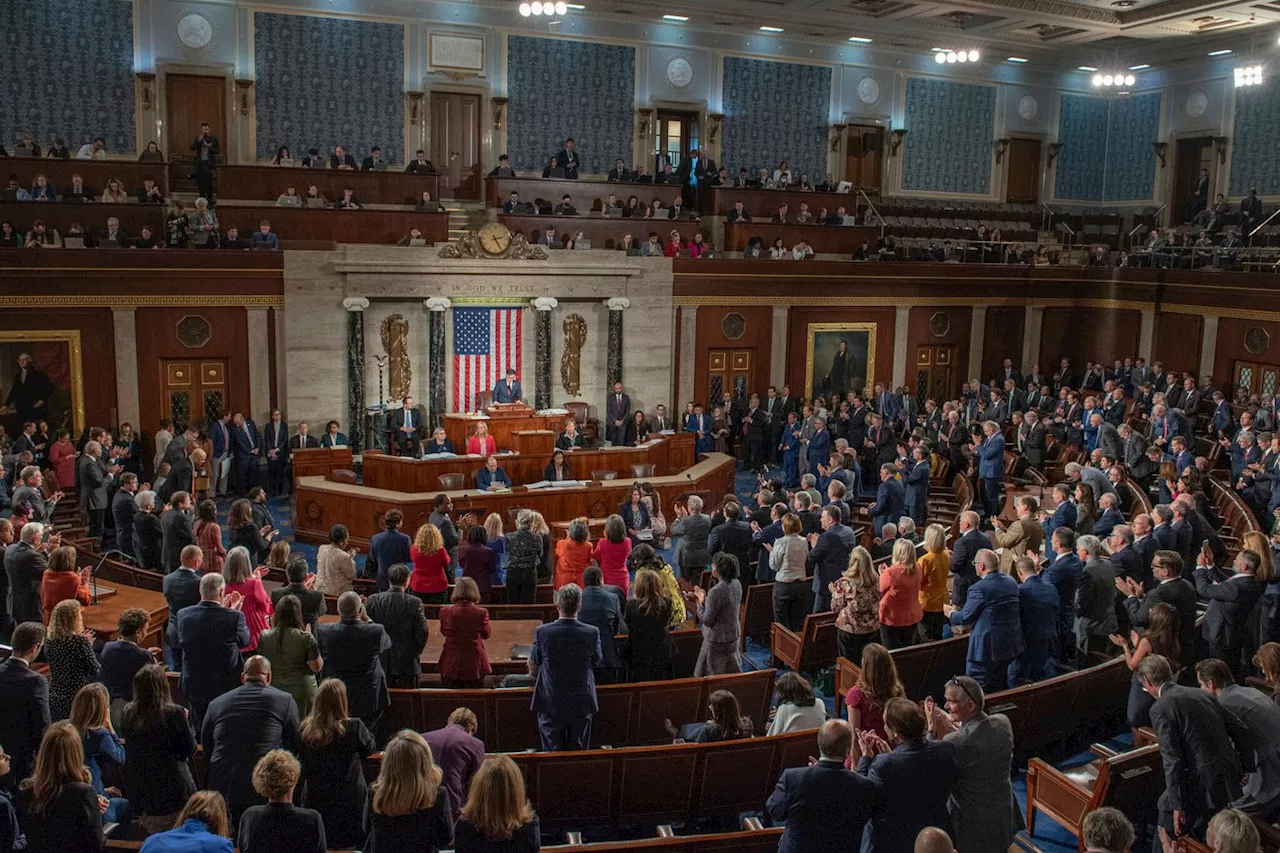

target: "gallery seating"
[215,164,442,206]
[500,214,702,249]
[769,611,837,674]
[213,204,449,245]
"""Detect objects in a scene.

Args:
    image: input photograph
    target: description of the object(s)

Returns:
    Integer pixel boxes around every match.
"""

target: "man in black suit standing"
[390,395,421,457]
[111,472,139,559]
[315,592,392,731]
[230,412,261,497]
[161,491,196,571]
[529,584,602,751]
[950,511,992,608]
[605,381,630,447]
[163,545,204,670]
[1195,547,1265,678]
[262,409,289,497]
[1140,653,1254,843]
[0,621,49,786]
[269,555,326,631]
[1119,549,1197,672]
[201,655,300,836]
[707,502,753,583]
[5,522,55,625]
[742,392,769,474]
[675,146,709,210]
[365,563,429,689]
[77,439,119,539]
[555,138,580,179]
[176,572,250,730]
[190,122,220,203]
[578,567,625,684]
[1241,187,1263,242]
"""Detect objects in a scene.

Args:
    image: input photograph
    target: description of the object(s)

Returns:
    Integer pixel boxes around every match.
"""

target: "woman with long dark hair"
[1112,601,1181,730]
[121,665,198,833]
[299,680,377,848]
[17,722,105,851]
[195,499,225,576]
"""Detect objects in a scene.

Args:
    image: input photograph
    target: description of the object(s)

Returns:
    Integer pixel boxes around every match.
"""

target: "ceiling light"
[565,3,585,7]
[1208,49,1232,56]
[935,51,947,63]
[1129,63,1149,70]
[1124,74,1136,85]
[1103,73,1114,84]
[1092,74,1104,85]
[957,51,968,62]
[1235,64,1264,87]
[946,51,957,63]
[759,25,783,32]
[1079,65,1098,71]
[662,13,688,20]
[554,1,567,13]
[848,36,872,42]
[968,49,980,61]
[530,1,543,13]
[930,47,944,51]
[1007,56,1028,63]
[519,1,531,13]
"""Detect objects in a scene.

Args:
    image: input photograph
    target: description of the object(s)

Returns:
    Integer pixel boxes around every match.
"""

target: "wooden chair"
[437,472,466,490]
[770,611,837,674]
[1026,743,1163,852]
[739,581,778,649]
[632,462,656,478]
[591,470,618,481]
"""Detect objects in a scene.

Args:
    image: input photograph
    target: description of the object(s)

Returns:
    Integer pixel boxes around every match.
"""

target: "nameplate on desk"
[526,480,587,490]
[87,583,118,600]
[423,452,459,458]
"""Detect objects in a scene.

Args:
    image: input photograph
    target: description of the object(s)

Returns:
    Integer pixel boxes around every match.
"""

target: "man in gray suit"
[670,495,711,582]
[1140,654,1255,845]
[11,465,58,523]
[1196,659,1280,820]
[77,440,119,539]
[1074,535,1117,666]
[578,567,626,683]
[924,676,1023,853]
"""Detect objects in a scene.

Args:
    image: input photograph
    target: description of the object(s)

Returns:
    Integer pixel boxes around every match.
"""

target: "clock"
[666,57,694,89]
[478,223,512,257]
[177,13,213,49]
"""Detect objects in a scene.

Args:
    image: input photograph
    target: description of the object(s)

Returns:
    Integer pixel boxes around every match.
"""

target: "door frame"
[156,63,235,162]
[1169,130,1219,227]
[157,357,231,432]
[648,100,708,174]
[843,123,887,193]
[425,83,490,181]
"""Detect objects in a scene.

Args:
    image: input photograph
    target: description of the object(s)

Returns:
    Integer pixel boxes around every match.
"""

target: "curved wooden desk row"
[293,452,736,546]
[724,221,879,254]
[3,158,170,195]
[215,164,442,206]
[213,204,449,244]
[363,433,695,492]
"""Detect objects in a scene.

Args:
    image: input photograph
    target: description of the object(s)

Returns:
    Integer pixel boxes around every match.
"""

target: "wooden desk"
[699,186,858,218]
[3,158,169,197]
[290,446,353,490]
[486,175,675,215]
[442,407,565,452]
[500,214,702,250]
[316,615,540,675]
[83,585,168,648]
[724,222,879,254]
[0,202,164,238]
[293,452,735,545]
[216,164,441,206]
[213,204,448,245]
[363,434,695,491]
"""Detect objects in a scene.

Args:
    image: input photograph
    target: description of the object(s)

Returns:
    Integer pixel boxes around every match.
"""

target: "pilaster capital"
[532,297,559,312]
[342,297,370,312]
[424,297,452,312]
[604,297,631,311]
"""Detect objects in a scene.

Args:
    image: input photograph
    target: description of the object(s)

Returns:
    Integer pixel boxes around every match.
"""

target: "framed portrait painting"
[804,323,876,401]
[0,331,84,437]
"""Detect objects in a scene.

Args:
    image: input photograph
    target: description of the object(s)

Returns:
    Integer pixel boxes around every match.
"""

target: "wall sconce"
[638,108,654,140]
[490,96,507,131]
[993,137,1011,164]
[233,79,254,116]
[1047,142,1063,166]
[406,91,424,125]
[136,72,156,111]
[1212,135,1229,164]
[1153,141,1168,168]
[889,128,908,157]
[707,113,723,145]
[830,124,848,152]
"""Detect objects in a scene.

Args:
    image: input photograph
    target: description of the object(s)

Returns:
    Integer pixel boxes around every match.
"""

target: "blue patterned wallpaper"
[1104,92,1160,201]
[722,57,830,182]
[506,36,634,173]
[1054,95,1108,201]
[1230,84,1280,196]
[0,0,135,153]
[254,13,404,162]
[901,77,997,195]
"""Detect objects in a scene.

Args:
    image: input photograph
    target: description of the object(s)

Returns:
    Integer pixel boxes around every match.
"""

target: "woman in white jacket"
[768,513,810,632]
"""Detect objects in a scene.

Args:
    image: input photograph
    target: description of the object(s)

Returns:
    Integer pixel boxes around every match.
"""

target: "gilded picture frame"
[804,322,876,401]
[0,330,85,434]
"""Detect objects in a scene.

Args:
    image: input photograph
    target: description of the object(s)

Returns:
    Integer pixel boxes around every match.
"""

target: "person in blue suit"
[319,420,348,448]
[951,511,992,608]
[529,584,602,751]
[685,404,712,457]
[945,549,1024,692]
[780,412,802,488]
[421,426,456,455]
[903,446,930,527]
[806,417,832,476]
[1043,527,1084,665]
[751,503,785,582]
[163,546,204,670]
[976,420,1006,521]
[1211,391,1233,436]
[229,412,261,497]
[137,795,235,853]
[767,720,881,853]
[492,368,523,404]
[475,455,512,491]
[1092,493,1125,540]
[367,508,412,592]
[1040,484,1077,544]
[868,463,905,537]
[1009,555,1059,685]
[855,698,958,853]
[807,505,857,612]
[175,572,250,731]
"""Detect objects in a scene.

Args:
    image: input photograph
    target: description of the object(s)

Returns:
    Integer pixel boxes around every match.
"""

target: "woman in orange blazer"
[465,421,498,456]
[40,545,92,624]
[554,518,594,589]
[438,577,492,688]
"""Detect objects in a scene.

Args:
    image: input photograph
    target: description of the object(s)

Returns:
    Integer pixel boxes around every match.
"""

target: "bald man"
[915,827,956,853]
[201,655,300,835]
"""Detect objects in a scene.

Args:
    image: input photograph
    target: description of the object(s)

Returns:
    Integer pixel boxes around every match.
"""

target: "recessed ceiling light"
[662,13,688,21]
[565,3,584,7]
[1111,1,1136,7]
[848,36,872,42]
[1078,65,1098,71]
[1006,56,1028,63]
[1128,63,1149,70]
[759,25,783,32]
[1117,90,1130,95]
[1207,49,1232,56]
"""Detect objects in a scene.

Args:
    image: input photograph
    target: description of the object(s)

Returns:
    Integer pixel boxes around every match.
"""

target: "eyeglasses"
[949,676,981,707]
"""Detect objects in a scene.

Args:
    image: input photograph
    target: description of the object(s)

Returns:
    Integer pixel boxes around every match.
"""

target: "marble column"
[111,308,141,429]
[1199,316,1220,382]
[770,306,789,390]
[343,297,370,450]
[246,308,272,421]
[968,306,987,381]
[892,306,911,388]
[678,307,697,408]
[1024,307,1045,372]
[532,297,558,409]
[1138,309,1156,361]
[605,297,630,388]
[425,297,451,427]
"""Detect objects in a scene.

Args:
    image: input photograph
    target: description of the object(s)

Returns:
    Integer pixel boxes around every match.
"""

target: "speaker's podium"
[442,402,566,454]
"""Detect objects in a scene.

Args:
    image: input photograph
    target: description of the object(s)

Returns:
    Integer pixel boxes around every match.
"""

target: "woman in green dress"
[256,594,323,717]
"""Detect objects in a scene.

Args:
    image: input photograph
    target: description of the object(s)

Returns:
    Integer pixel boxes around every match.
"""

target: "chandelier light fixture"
[1234,64,1264,87]
[934,48,981,64]
[519,1,569,16]
[1091,71,1136,87]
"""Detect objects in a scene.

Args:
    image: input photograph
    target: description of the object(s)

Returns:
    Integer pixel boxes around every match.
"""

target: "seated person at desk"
[544,450,573,482]
[422,426,455,455]
[329,145,357,170]
[360,145,388,171]
[556,419,587,451]
[539,226,560,248]
[487,154,515,178]
[416,190,445,212]
[475,455,511,491]
[607,159,631,182]
[542,156,566,179]
[320,420,348,448]
[466,422,497,456]
[334,187,362,210]
[391,395,421,456]
[251,220,279,251]
[137,176,164,204]
[406,150,436,173]
[502,191,523,214]
[220,227,248,250]
[492,368,523,404]
[553,194,577,216]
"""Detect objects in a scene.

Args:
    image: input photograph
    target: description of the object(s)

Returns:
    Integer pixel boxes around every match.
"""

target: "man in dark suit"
[1195,659,1280,820]
[474,455,511,491]
[367,509,412,592]
[5,522,52,625]
[767,720,880,853]
[1241,187,1264,238]
[950,511,992,608]
[1017,411,1047,469]
[78,440,118,539]
[390,396,421,457]
[289,421,321,452]
[946,549,1024,692]
[1044,527,1084,665]
[262,410,289,497]
[707,502,753,584]
[529,584,602,751]
[742,392,769,474]
[163,545,204,669]
[190,122,220,202]
[1195,548,1265,678]
[365,563,429,689]
[675,146,709,210]
[328,145,357,170]
[158,445,197,506]
[424,707,486,823]
[606,158,631,182]
[269,554,326,631]
[1075,534,1118,666]
[1093,493,1125,541]
[176,572,250,730]
[111,472,139,558]
[492,368,523,403]
[807,506,856,612]
[579,567,625,684]
[1141,653,1254,843]
[201,655,300,835]
[1010,556,1059,685]
[869,463,905,537]
[1,353,55,422]
[230,412,261,497]
[315,592,392,730]
[605,381,630,447]
[0,621,49,786]
[1120,549,1198,672]
[555,138,580,179]
[976,420,1006,521]
[360,145,387,171]
[161,491,195,571]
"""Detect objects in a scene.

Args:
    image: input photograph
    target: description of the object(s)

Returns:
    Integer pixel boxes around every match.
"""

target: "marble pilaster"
[678,306,697,409]
[533,297,558,410]
[1138,310,1156,361]
[246,308,272,421]
[770,306,789,390]
[425,297,451,427]
[343,297,370,450]
[111,308,141,429]
[1024,307,1045,373]
[1199,316,1219,382]
[605,297,629,388]
[968,306,987,382]
[892,305,910,388]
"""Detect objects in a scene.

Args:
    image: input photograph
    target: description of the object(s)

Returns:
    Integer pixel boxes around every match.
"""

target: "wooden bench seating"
[770,611,837,674]
[384,668,778,751]
[835,635,970,707]
[984,656,1131,757]
[1210,477,1259,561]
[740,581,778,648]
[928,474,974,538]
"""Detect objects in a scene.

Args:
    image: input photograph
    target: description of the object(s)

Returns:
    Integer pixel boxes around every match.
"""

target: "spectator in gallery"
[663,230,685,258]
[66,172,96,202]
[640,232,662,257]
[329,145,357,170]
[77,137,107,160]
[542,156,565,179]
[320,421,348,448]
[539,226,559,249]
[416,190,446,213]
[190,197,219,246]
[268,145,292,166]
[335,187,362,210]
[360,146,387,172]
[406,150,436,174]
[134,225,161,249]
[486,154,514,178]
[502,191,522,214]
[138,140,165,163]
[303,185,327,207]
[1,221,22,247]
[219,227,247,250]
[251,220,279,251]
[29,173,56,201]
[276,185,301,206]
[553,194,577,216]
[770,236,788,259]
[24,219,61,248]
[138,175,165,204]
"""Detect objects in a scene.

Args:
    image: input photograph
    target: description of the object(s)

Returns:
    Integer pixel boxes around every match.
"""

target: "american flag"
[454,307,522,412]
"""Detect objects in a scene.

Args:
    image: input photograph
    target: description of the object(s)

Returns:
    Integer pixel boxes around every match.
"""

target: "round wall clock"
[177,13,213,49]
[666,56,693,89]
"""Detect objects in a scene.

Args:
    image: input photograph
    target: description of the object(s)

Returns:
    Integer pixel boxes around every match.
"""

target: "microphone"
[90,549,131,605]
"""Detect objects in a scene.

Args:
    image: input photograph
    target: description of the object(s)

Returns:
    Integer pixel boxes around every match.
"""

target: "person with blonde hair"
[410,523,452,605]
[139,790,234,852]
[917,524,951,641]
[439,577,492,689]
[1244,529,1280,647]
[45,598,100,720]
[363,730,453,852]
[238,749,326,852]
[830,545,881,663]
[769,513,810,633]
[454,754,539,852]
[16,721,104,851]
[879,537,923,649]
[623,568,676,682]
[299,680,377,848]
[69,682,132,827]
[1205,807,1260,853]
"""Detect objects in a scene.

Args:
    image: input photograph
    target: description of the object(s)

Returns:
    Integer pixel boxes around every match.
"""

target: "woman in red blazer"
[438,577,492,688]
[465,421,498,456]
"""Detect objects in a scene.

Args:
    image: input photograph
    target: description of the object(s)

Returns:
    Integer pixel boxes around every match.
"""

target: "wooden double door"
[164,74,226,158]
[160,359,229,431]
[844,125,884,194]
[430,92,482,200]
[1233,360,1280,399]
[915,345,955,407]
[1005,138,1042,204]
[707,349,754,406]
